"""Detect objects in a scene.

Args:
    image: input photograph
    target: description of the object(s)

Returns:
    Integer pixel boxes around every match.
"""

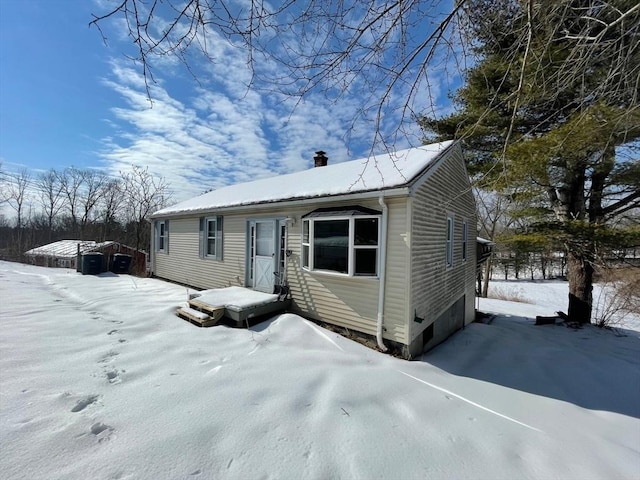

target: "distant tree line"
[0,163,170,260]
[474,188,639,290]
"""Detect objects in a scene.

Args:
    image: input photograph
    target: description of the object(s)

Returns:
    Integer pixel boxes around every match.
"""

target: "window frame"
[205,217,217,257]
[199,215,223,260]
[156,220,168,253]
[462,220,468,263]
[301,220,310,269]
[446,215,454,269]
[301,215,380,277]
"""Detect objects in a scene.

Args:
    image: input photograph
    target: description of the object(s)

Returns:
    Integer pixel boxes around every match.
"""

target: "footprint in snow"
[90,422,114,443]
[71,395,100,413]
[99,351,119,364]
[106,370,124,384]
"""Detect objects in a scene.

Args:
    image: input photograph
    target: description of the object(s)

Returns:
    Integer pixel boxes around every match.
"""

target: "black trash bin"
[81,252,104,275]
[111,253,132,274]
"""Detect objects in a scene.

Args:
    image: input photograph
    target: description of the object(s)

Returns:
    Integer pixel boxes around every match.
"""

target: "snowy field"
[1,261,639,480]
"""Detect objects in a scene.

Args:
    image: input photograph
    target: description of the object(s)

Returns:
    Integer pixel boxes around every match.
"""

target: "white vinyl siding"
[154,216,243,288]
[380,197,410,344]
[409,145,477,348]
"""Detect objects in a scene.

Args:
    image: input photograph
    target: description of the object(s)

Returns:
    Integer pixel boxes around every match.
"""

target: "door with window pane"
[253,220,276,293]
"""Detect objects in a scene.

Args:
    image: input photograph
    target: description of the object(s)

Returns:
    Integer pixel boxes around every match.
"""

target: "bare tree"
[56,167,109,239]
[475,189,515,296]
[57,167,84,237]
[6,169,31,229]
[0,161,9,204]
[121,166,170,251]
[99,178,125,241]
[36,169,65,242]
[91,1,638,147]
[78,170,108,238]
[90,0,467,146]
[5,169,32,254]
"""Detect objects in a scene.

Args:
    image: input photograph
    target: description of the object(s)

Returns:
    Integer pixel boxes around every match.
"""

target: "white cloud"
[97,9,454,206]
[99,52,371,205]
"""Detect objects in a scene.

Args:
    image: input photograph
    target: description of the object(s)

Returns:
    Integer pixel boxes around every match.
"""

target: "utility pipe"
[377,195,389,352]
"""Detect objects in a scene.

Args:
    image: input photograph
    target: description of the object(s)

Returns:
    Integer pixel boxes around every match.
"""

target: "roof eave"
[151,186,410,219]
[407,140,459,196]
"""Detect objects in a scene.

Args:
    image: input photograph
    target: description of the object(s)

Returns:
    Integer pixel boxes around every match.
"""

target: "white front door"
[253,220,276,293]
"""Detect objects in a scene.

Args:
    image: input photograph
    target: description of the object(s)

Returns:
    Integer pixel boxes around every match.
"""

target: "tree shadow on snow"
[423,313,640,419]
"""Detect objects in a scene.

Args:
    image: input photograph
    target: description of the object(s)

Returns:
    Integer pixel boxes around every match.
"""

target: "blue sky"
[0,1,455,210]
[0,2,124,170]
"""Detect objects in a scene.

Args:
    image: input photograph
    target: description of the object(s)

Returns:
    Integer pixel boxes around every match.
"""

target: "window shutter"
[199,217,205,258]
[165,220,169,254]
[153,221,158,251]
[215,216,223,260]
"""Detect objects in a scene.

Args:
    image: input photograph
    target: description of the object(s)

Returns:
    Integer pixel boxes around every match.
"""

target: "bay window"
[301,209,380,276]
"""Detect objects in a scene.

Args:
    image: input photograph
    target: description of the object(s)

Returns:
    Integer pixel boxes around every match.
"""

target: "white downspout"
[377,195,388,352]
[150,221,155,276]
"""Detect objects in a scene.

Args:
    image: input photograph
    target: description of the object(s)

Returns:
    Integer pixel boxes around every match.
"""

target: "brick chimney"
[314,150,328,167]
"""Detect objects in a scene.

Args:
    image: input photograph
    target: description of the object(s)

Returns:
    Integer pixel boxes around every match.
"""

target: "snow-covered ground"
[1,261,639,480]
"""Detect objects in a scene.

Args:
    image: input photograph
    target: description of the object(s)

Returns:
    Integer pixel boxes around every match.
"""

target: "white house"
[150,141,476,357]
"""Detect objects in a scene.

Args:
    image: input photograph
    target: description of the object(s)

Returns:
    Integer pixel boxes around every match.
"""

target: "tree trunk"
[482,255,493,298]
[567,250,594,324]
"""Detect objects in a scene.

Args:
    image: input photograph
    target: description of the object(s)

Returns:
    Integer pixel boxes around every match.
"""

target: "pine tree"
[422,0,640,323]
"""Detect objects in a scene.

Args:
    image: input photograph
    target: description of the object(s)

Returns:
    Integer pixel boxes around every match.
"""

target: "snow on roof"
[154,140,455,216]
[477,237,494,244]
[25,240,114,258]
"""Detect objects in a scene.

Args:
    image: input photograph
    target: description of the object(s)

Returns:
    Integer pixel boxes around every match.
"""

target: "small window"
[156,220,168,252]
[206,218,217,256]
[462,221,468,262]
[446,216,454,268]
[200,216,223,259]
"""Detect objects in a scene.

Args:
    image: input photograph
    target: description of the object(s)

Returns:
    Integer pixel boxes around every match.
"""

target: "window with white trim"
[462,220,468,262]
[302,216,379,276]
[446,216,454,268]
[199,216,223,259]
[156,220,168,252]
[302,220,310,269]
